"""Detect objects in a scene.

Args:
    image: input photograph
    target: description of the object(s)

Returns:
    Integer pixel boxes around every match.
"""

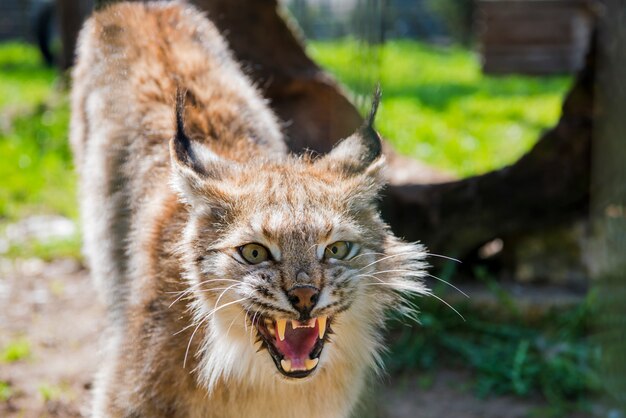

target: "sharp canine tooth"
[317,316,327,339]
[276,319,287,341]
[305,358,319,370]
[281,359,292,372]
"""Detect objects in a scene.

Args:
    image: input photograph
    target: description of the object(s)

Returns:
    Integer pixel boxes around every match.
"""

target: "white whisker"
[173,321,197,337]
[355,273,386,283]
[426,273,469,298]
[224,311,242,341]
[362,282,425,292]
[357,252,425,272]
[249,309,260,344]
[424,252,461,263]
[167,278,241,308]
[427,292,465,321]
[359,268,467,298]
[183,315,208,368]
[206,297,249,320]
[212,283,242,312]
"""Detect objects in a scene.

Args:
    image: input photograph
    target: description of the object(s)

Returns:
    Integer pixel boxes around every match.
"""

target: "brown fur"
[71,2,429,417]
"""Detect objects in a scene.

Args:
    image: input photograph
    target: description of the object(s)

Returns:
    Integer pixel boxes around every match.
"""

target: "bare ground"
[0,258,586,418]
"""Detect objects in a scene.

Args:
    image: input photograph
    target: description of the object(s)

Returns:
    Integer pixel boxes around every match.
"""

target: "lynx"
[71,2,430,417]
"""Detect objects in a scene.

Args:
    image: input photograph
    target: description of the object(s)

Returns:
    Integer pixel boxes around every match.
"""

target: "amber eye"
[325,241,351,260]
[239,243,270,264]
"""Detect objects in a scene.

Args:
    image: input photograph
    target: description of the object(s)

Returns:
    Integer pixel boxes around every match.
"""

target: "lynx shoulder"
[71,2,429,417]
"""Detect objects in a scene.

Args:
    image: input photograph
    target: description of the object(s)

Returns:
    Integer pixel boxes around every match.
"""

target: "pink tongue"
[274,321,319,369]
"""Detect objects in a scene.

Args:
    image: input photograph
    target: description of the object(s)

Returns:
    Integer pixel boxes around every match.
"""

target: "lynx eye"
[325,241,352,260]
[239,243,270,264]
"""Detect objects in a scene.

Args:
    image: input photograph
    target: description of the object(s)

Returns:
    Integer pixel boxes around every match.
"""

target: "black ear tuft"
[365,82,382,130]
[315,84,384,175]
[172,88,207,177]
[356,84,383,163]
[175,88,188,143]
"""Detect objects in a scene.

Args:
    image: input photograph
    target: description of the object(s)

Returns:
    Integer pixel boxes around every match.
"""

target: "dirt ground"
[0,258,589,418]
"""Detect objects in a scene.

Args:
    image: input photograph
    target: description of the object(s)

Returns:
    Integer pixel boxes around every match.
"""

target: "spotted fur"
[71,2,430,417]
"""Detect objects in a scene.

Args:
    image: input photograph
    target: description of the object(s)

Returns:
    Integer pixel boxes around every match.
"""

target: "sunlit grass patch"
[309,39,571,177]
[0,42,75,222]
[0,42,58,109]
[0,99,75,221]
[0,42,78,259]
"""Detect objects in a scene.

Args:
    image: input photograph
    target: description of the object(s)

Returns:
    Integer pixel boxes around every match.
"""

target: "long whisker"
[167,278,241,307]
[224,310,242,341]
[353,250,460,266]
[362,282,426,291]
[361,282,463,320]
[426,273,469,298]
[360,268,468,298]
[173,320,198,336]
[250,309,260,343]
[174,295,248,338]
[169,286,238,308]
[357,252,426,272]
[355,273,386,283]
[183,315,208,368]
[243,306,252,333]
[424,252,461,263]
[213,283,243,312]
[206,297,250,320]
[427,292,465,321]
[167,278,241,295]
[351,251,387,260]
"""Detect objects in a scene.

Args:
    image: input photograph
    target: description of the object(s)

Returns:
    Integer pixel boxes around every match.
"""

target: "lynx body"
[71,2,429,417]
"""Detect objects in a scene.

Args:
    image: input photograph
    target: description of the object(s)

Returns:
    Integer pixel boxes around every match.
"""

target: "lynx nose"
[287,285,320,315]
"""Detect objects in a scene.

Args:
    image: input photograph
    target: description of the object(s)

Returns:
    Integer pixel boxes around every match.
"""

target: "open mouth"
[252,315,331,378]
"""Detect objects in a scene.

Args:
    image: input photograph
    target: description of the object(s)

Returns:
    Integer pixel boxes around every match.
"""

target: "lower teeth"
[280,358,319,373]
[304,358,319,370]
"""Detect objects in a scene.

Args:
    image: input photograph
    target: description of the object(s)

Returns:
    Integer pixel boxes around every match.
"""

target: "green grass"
[0,43,58,109]
[0,43,75,222]
[309,39,571,176]
[0,42,77,260]
[386,294,598,415]
[383,264,599,414]
[1,338,31,363]
[3,234,82,261]
[38,382,64,402]
[0,381,12,402]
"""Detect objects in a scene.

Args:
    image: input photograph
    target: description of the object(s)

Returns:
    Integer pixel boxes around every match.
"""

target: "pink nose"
[287,286,320,313]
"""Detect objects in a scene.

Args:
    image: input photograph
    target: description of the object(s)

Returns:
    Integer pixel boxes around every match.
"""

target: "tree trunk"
[381,46,594,256]
[55,0,84,69]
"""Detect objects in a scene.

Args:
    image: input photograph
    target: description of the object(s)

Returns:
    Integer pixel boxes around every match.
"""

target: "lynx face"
[170,91,429,386]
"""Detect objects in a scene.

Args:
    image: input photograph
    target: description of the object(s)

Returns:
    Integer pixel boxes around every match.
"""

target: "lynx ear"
[169,89,231,206]
[318,85,383,175]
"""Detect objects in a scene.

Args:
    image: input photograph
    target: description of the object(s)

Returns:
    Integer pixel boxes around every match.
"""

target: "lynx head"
[169,88,429,390]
